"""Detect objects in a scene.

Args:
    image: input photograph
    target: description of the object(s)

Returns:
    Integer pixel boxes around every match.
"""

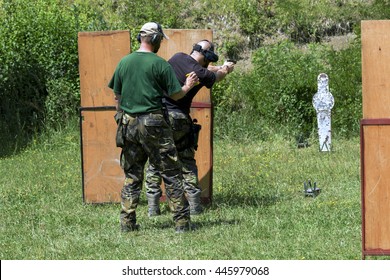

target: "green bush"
[45,78,80,128]
[233,0,278,48]
[108,0,190,46]
[214,37,362,141]
[0,0,81,154]
[327,38,362,137]
[0,0,119,155]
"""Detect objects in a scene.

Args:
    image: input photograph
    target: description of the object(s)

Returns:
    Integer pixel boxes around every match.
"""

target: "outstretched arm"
[209,61,235,82]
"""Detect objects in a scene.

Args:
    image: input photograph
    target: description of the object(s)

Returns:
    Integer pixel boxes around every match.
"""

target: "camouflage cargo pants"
[145,110,201,198]
[118,111,190,229]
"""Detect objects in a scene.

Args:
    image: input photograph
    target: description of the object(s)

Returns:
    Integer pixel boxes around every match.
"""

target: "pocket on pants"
[143,114,167,138]
[168,111,190,131]
[123,114,138,141]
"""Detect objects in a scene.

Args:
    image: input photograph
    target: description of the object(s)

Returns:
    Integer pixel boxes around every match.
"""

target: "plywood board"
[361,122,390,254]
[80,109,123,203]
[189,105,213,200]
[159,29,213,104]
[362,20,390,118]
[78,31,130,107]
[361,20,390,258]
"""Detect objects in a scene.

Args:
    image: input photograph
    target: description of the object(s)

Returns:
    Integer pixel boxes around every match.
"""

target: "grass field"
[0,119,383,260]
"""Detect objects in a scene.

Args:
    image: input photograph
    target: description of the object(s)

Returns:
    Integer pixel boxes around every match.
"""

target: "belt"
[125,110,163,118]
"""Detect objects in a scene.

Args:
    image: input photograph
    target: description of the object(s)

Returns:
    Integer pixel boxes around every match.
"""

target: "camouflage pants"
[118,111,190,228]
[145,110,201,198]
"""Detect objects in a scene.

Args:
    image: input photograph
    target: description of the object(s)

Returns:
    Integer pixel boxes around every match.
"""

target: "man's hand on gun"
[223,60,235,74]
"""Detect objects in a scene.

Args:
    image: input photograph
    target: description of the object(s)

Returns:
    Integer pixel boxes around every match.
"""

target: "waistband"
[125,109,163,118]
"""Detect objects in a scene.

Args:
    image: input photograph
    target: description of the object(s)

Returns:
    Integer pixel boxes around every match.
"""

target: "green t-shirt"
[108,52,182,114]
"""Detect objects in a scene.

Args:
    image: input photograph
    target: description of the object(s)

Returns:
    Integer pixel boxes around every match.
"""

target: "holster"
[114,111,125,148]
[191,119,202,151]
[162,106,170,126]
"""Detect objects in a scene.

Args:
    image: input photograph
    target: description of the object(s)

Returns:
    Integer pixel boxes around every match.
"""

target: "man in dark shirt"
[145,39,234,216]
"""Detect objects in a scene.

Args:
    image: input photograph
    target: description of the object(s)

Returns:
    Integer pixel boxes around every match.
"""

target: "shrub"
[214,36,363,141]
[0,0,120,155]
[326,38,362,137]
[45,78,80,128]
[0,0,81,154]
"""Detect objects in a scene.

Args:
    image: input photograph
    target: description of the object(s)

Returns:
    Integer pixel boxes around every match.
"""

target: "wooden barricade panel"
[78,29,213,204]
[78,31,131,107]
[362,20,390,119]
[361,121,390,255]
[80,109,123,203]
[361,20,390,258]
[79,31,129,203]
[190,104,213,201]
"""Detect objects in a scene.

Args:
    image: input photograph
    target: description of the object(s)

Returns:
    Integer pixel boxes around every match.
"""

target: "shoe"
[148,208,161,217]
[121,223,140,232]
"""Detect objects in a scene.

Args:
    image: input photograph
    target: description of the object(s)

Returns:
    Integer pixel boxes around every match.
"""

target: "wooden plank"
[80,109,123,203]
[78,31,130,107]
[362,124,390,252]
[190,105,213,201]
[362,20,390,118]
[361,20,390,258]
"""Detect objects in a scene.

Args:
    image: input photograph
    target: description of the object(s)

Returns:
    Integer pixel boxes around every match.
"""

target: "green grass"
[0,121,383,260]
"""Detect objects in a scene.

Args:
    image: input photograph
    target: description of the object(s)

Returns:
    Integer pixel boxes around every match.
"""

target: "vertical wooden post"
[361,20,390,258]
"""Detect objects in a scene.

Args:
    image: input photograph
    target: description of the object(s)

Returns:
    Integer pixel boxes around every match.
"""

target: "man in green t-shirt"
[108,22,199,233]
